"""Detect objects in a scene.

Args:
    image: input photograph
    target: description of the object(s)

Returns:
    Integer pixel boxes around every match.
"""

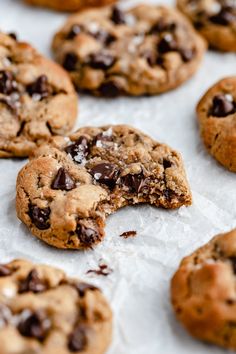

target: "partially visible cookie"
[197,77,236,172]
[52,5,206,97]
[177,0,236,51]
[171,229,236,350]
[0,258,112,354]
[16,124,192,250]
[24,0,117,12]
[0,32,78,158]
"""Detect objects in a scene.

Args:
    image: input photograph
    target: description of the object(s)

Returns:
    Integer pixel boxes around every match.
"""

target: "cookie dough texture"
[24,0,116,12]
[171,229,236,350]
[197,77,236,172]
[16,124,192,250]
[52,5,206,96]
[0,31,77,158]
[0,259,112,354]
[177,0,236,51]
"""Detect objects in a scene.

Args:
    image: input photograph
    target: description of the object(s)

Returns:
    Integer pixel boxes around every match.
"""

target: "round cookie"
[52,5,206,97]
[0,31,78,158]
[197,77,236,172]
[0,258,112,354]
[24,0,117,12]
[177,0,236,51]
[16,124,192,250]
[171,229,236,350]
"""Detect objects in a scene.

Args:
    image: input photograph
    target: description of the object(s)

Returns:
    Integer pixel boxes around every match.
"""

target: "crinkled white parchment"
[0,0,236,353]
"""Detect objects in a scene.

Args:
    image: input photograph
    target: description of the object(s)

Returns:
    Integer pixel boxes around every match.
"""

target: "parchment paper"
[0,0,236,353]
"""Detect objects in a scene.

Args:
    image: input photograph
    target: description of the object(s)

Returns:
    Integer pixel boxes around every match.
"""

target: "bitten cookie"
[171,229,236,350]
[177,0,236,51]
[24,0,117,12]
[16,124,192,250]
[0,31,77,158]
[52,5,206,97]
[197,77,236,172]
[0,259,112,354]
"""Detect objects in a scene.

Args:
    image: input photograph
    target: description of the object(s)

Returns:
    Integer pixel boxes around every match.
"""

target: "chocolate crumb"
[86,264,112,276]
[120,230,137,239]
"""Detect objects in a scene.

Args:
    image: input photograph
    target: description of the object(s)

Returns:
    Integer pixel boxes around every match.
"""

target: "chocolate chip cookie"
[197,77,236,172]
[177,0,236,51]
[0,258,112,353]
[52,5,206,97]
[0,31,77,158]
[24,0,116,12]
[16,124,192,249]
[171,229,236,350]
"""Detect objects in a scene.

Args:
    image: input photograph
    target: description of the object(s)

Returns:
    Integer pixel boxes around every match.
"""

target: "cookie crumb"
[120,230,137,239]
[87,264,112,276]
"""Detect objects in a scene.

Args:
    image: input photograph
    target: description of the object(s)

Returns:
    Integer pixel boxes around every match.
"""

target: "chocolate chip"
[143,51,157,67]
[19,269,47,294]
[65,136,90,163]
[209,94,235,117]
[92,30,116,46]
[74,282,98,297]
[150,20,176,34]
[121,173,147,193]
[90,163,119,188]
[68,325,88,352]
[111,6,126,25]
[18,310,50,341]
[27,75,52,100]
[88,53,116,70]
[94,131,113,145]
[158,34,178,54]
[0,70,14,95]
[29,205,51,230]
[230,257,236,274]
[0,265,13,277]
[63,52,78,71]
[51,168,76,191]
[163,159,172,169]
[164,188,173,201]
[67,24,82,39]
[180,48,195,62]
[76,224,100,248]
[99,81,121,97]
[8,32,17,41]
[209,8,236,26]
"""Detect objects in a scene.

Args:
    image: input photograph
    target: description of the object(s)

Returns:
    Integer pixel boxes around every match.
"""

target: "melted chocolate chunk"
[158,34,178,54]
[209,8,236,26]
[121,173,147,193]
[0,265,13,277]
[99,81,121,97]
[0,70,15,95]
[209,94,235,117]
[51,168,76,191]
[65,136,90,163]
[111,6,126,25]
[29,205,51,230]
[27,75,52,100]
[74,282,98,297]
[90,163,119,189]
[18,310,50,341]
[19,269,47,294]
[63,52,78,71]
[76,224,100,248]
[67,24,82,39]
[88,53,116,70]
[163,159,172,169]
[68,325,88,352]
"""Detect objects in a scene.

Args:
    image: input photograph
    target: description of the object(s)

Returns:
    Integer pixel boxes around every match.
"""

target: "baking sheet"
[0,0,236,353]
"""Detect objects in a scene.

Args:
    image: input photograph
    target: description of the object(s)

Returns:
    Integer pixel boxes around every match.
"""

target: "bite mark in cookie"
[16,125,192,250]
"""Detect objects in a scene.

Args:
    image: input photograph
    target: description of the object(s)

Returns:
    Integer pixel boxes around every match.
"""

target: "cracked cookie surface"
[0,32,78,158]
[0,259,112,354]
[52,5,206,97]
[177,0,236,51]
[24,0,116,12]
[197,77,236,172]
[16,124,192,249]
[171,229,236,350]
